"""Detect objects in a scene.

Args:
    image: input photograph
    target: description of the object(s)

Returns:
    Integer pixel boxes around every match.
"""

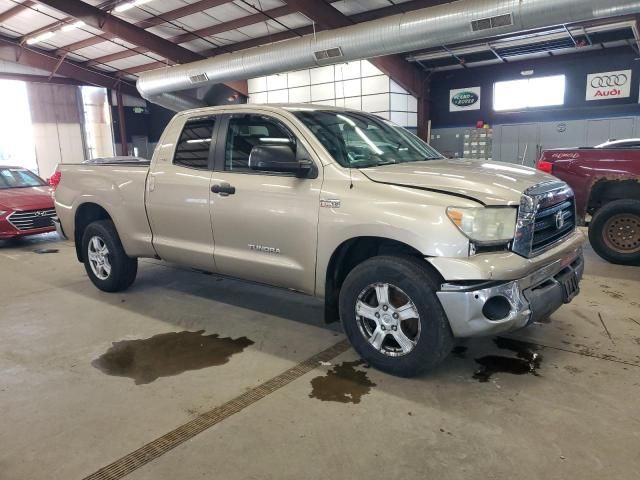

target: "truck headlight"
[446,206,517,244]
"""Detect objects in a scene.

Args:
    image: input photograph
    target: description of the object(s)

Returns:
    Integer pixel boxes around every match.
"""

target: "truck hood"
[361,159,555,206]
[0,186,54,211]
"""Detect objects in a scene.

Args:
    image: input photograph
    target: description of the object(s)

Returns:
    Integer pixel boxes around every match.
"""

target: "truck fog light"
[482,295,512,321]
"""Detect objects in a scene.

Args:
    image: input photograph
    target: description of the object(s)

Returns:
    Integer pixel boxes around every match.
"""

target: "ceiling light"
[61,20,85,32]
[115,1,135,12]
[115,0,152,12]
[26,31,55,45]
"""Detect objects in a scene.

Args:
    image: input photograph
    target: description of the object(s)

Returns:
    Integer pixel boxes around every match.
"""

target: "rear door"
[146,114,218,270]
[209,112,322,294]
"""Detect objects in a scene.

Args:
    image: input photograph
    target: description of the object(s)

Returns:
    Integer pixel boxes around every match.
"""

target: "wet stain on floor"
[92,330,254,385]
[33,248,59,254]
[472,337,542,383]
[309,360,376,404]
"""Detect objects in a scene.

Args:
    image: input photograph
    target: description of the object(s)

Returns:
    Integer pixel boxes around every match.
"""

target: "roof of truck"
[179,103,360,116]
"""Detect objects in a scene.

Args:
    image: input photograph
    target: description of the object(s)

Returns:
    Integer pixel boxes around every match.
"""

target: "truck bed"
[54,162,156,259]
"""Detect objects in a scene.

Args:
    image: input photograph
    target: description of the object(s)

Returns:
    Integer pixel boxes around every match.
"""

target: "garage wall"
[427,46,640,163]
[431,116,640,166]
[26,83,85,178]
[247,60,418,128]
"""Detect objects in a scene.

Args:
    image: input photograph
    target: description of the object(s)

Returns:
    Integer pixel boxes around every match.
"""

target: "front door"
[146,114,218,270]
[210,112,322,294]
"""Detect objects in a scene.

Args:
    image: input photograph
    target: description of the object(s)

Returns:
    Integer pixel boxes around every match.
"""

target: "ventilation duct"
[137,0,640,108]
[147,92,206,112]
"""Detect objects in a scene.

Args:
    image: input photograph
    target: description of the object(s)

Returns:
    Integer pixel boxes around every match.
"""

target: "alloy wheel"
[88,235,111,280]
[355,282,421,357]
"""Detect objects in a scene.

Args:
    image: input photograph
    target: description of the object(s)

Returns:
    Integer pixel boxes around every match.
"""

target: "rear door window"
[173,116,216,170]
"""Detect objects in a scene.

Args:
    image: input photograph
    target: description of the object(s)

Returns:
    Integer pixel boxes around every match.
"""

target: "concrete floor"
[1,231,639,480]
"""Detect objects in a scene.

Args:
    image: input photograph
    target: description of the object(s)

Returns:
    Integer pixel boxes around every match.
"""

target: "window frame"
[492,74,566,112]
[213,112,318,178]
[172,114,219,171]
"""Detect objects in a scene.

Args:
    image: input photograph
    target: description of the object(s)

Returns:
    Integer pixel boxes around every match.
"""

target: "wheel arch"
[322,236,444,324]
[74,202,113,262]
[587,177,640,216]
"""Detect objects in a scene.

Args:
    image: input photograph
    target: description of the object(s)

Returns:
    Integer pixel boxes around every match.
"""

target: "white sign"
[449,86,481,112]
[586,70,632,101]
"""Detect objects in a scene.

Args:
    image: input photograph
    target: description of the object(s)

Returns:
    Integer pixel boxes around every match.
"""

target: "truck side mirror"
[249,144,316,178]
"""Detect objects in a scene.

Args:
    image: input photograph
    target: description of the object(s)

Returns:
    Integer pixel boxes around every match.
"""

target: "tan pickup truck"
[53,104,585,376]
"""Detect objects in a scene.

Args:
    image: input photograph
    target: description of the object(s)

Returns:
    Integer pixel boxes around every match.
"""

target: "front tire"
[82,220,137,292]
[589,199,640,265]
[339,256,453,377]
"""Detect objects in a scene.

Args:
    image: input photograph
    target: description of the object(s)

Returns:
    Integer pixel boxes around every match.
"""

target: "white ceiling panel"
[232,0,285,12]
[0,0,17,16]
[106,54,162,70]
[145,24,186,39]
[209,28,253,46]
[203,2,257,23]
[37,28,95,48]
[93,64,117,72]
[270,12,313,29]
[3,6,64,35]
[73,42,129,59]
[173,12,222,31]
[180,38,218,52]
[331,0,416,16]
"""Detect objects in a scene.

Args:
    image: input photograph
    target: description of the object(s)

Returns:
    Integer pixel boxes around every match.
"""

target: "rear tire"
[339,255,453,377]
[82,220,137,292]
[589,199,640,265]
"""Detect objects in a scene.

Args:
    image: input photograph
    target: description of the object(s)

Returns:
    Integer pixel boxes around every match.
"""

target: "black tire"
[339,255,453,377]
[82,220,138,292]
[588,199,640,265]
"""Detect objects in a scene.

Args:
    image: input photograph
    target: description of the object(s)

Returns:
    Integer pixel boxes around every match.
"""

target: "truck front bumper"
[433,231,585,337]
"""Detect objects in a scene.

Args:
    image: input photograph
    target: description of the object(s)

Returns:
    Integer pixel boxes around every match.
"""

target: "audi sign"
[586,69,632,101]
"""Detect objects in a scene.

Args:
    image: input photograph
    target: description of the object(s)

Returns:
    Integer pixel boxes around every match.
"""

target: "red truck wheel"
[589,199,640,265]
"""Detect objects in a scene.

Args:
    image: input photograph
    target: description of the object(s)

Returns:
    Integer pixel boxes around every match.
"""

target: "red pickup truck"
[537,142,639,265]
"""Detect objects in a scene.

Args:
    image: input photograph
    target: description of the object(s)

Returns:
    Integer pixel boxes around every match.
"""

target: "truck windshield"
[291,110,443,168]
[0,167,46,189]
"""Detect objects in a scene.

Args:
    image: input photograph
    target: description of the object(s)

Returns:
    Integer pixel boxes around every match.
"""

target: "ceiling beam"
[33,0,247,95]
[0,34,139,96]
[54,0,233,55]
[33,0,202,64]
[0,0,35,23]
[283,0,427,97]
[85,5,294,67]
[0,72,84,85]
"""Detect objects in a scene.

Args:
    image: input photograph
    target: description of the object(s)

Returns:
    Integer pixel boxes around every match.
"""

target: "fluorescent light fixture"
[115,0,152,12]
[61,20,85,32]
[26,31,55,45]
[186,138,211,144]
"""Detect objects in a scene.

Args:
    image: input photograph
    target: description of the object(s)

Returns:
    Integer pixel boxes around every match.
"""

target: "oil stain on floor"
[92,330,254,385]
[309,360,376,404]
[473,337,542,383]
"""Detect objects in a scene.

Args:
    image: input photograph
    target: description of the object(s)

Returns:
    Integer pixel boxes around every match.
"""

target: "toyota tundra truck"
[52,104,585,377]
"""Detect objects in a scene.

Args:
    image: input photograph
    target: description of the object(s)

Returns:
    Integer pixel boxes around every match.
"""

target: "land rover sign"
[450,87,481,111]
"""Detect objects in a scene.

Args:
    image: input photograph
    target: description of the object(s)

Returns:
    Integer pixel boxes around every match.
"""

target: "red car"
[537,144,640,265]
[0,166,56,240]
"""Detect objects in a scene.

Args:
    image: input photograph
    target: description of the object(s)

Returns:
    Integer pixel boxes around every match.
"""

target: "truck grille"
[512,181,576,258]
[7,208,56,231]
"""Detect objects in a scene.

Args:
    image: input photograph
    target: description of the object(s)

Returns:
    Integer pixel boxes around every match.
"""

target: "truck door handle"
[211,183,236,196]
